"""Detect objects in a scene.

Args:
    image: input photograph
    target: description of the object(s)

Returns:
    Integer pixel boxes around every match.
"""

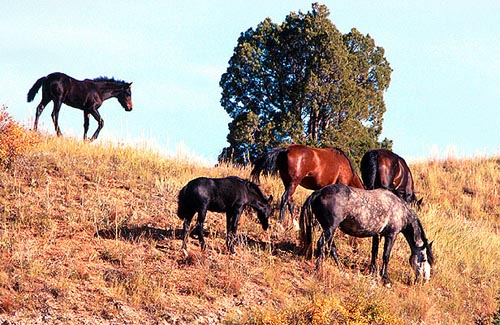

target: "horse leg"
[195,207,208,251]
[380,235,396,285]
[83,112,90,141]
[315,233,325,270]
[226,208,243,255]
[51,99,63,137]
[89,108,104,141]
[325,228,341,268]
[369,235,380,275]
[279,182,298,223]
[181,214,194,251]
[33,97,51,131]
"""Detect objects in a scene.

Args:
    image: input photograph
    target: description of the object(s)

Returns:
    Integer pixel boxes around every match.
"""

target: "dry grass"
[0,135,499,324]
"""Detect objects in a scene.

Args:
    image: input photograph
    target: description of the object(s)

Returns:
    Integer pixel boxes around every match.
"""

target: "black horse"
[300,184,434,285]
[360,148,422,206]
[177,176,273,255]
[27,72,133,141]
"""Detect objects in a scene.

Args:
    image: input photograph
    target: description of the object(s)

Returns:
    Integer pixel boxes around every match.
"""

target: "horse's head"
[117,82,133,111]
[255,195,273,231]
[409,241,434,283]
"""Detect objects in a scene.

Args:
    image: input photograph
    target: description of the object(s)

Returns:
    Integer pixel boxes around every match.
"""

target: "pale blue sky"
[1,1,499,163]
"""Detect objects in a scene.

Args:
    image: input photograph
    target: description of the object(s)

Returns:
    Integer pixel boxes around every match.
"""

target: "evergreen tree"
[219,3,393,165]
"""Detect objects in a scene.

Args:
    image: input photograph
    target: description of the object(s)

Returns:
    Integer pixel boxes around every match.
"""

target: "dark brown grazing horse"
[251,144,364,223]
[27,72,133,141]
[360,148,421,206]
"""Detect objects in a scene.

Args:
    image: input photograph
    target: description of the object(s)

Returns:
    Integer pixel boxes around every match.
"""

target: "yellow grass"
[0,136,499,324]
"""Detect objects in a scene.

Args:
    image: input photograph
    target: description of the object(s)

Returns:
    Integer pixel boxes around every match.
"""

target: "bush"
[0,105,39,168]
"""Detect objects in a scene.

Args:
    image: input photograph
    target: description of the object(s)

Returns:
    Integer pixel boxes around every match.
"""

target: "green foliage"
[219,3,393,165]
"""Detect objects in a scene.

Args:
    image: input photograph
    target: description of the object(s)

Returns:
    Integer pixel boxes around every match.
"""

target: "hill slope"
[0,137,499,324]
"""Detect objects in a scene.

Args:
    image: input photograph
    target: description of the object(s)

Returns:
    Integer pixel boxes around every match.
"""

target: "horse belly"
[339,214,388,237]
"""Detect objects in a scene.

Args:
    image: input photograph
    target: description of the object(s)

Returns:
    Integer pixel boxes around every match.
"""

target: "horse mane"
[406,211,435,266]
[245,178,268,201]
[92,76,127,84]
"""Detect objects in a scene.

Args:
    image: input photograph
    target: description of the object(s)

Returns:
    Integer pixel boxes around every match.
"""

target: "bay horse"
[27,72,133,141]
[360,149,422,206]
[251,144,364,223]
[299,184,434,285]
[177,176,273,255]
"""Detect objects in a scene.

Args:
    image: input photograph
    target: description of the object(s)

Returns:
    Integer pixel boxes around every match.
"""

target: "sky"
[1,1,499,163]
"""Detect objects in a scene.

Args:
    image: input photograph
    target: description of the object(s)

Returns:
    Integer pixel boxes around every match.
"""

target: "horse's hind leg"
[33,97,51,131]
[369,235,380,275]
[279,182,298,223]
[181,215,194,251]
[194,207,208,251]
[51,99,63,137]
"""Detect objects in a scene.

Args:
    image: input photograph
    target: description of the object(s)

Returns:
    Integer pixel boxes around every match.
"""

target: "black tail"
[299,193,315,259]
[360,150,379,190]
[176,186,189,220]
[27,76,46,102]
[250,147,287,184]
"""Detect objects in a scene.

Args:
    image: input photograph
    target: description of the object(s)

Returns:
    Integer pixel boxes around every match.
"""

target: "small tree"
[219,3,393,165]
[0,105,39,168]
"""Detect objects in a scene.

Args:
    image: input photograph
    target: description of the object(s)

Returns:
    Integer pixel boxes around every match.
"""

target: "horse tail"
[27,76,46,102]
[360,150,379,190]
[176,185,189,220]
[299,192,315,259]
[250,147,287,184]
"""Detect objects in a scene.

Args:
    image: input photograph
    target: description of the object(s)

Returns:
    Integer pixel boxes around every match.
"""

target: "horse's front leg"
[369,235,380,275]
[380,235,396,285]
[226,208,243,255]
[83,112,90,141]
[89,108,104,141]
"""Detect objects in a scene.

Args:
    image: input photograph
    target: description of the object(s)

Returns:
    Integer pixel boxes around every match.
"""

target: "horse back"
[179,177,250,214]
[290,146,361,189]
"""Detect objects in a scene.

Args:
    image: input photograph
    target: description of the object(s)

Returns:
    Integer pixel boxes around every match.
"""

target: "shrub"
[0,105,39,168]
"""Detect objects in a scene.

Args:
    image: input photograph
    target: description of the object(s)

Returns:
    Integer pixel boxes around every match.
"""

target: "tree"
[219,3,393,165]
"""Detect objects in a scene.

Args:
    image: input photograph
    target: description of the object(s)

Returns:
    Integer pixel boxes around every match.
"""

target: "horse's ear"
[127,82,133,88]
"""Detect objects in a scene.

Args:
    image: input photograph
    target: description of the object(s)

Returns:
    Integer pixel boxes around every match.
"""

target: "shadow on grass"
[94,225,183,241]
[94,226,299,256]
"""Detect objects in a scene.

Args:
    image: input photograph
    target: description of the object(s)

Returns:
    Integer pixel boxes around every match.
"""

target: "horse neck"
[246,186,266,210]
[94,82,123,100]
[402,212,426,249]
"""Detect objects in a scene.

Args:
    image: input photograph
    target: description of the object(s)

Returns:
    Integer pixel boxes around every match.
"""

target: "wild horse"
[300,184,434,285]
[251,144,364,223]
[360,148,421,205]
[177,176,273,254]
[27,72,133,141]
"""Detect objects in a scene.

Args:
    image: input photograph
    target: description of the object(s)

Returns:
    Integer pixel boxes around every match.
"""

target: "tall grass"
[0,135,499,324]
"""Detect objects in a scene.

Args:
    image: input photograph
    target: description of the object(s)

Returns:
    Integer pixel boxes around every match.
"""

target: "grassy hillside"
[0,136,499,324]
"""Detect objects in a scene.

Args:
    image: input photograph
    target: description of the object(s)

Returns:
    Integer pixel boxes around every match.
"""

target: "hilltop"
[0,137,499,324]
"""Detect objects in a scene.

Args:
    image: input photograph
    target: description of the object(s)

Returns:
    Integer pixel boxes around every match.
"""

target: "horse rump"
[250,147,287,184]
